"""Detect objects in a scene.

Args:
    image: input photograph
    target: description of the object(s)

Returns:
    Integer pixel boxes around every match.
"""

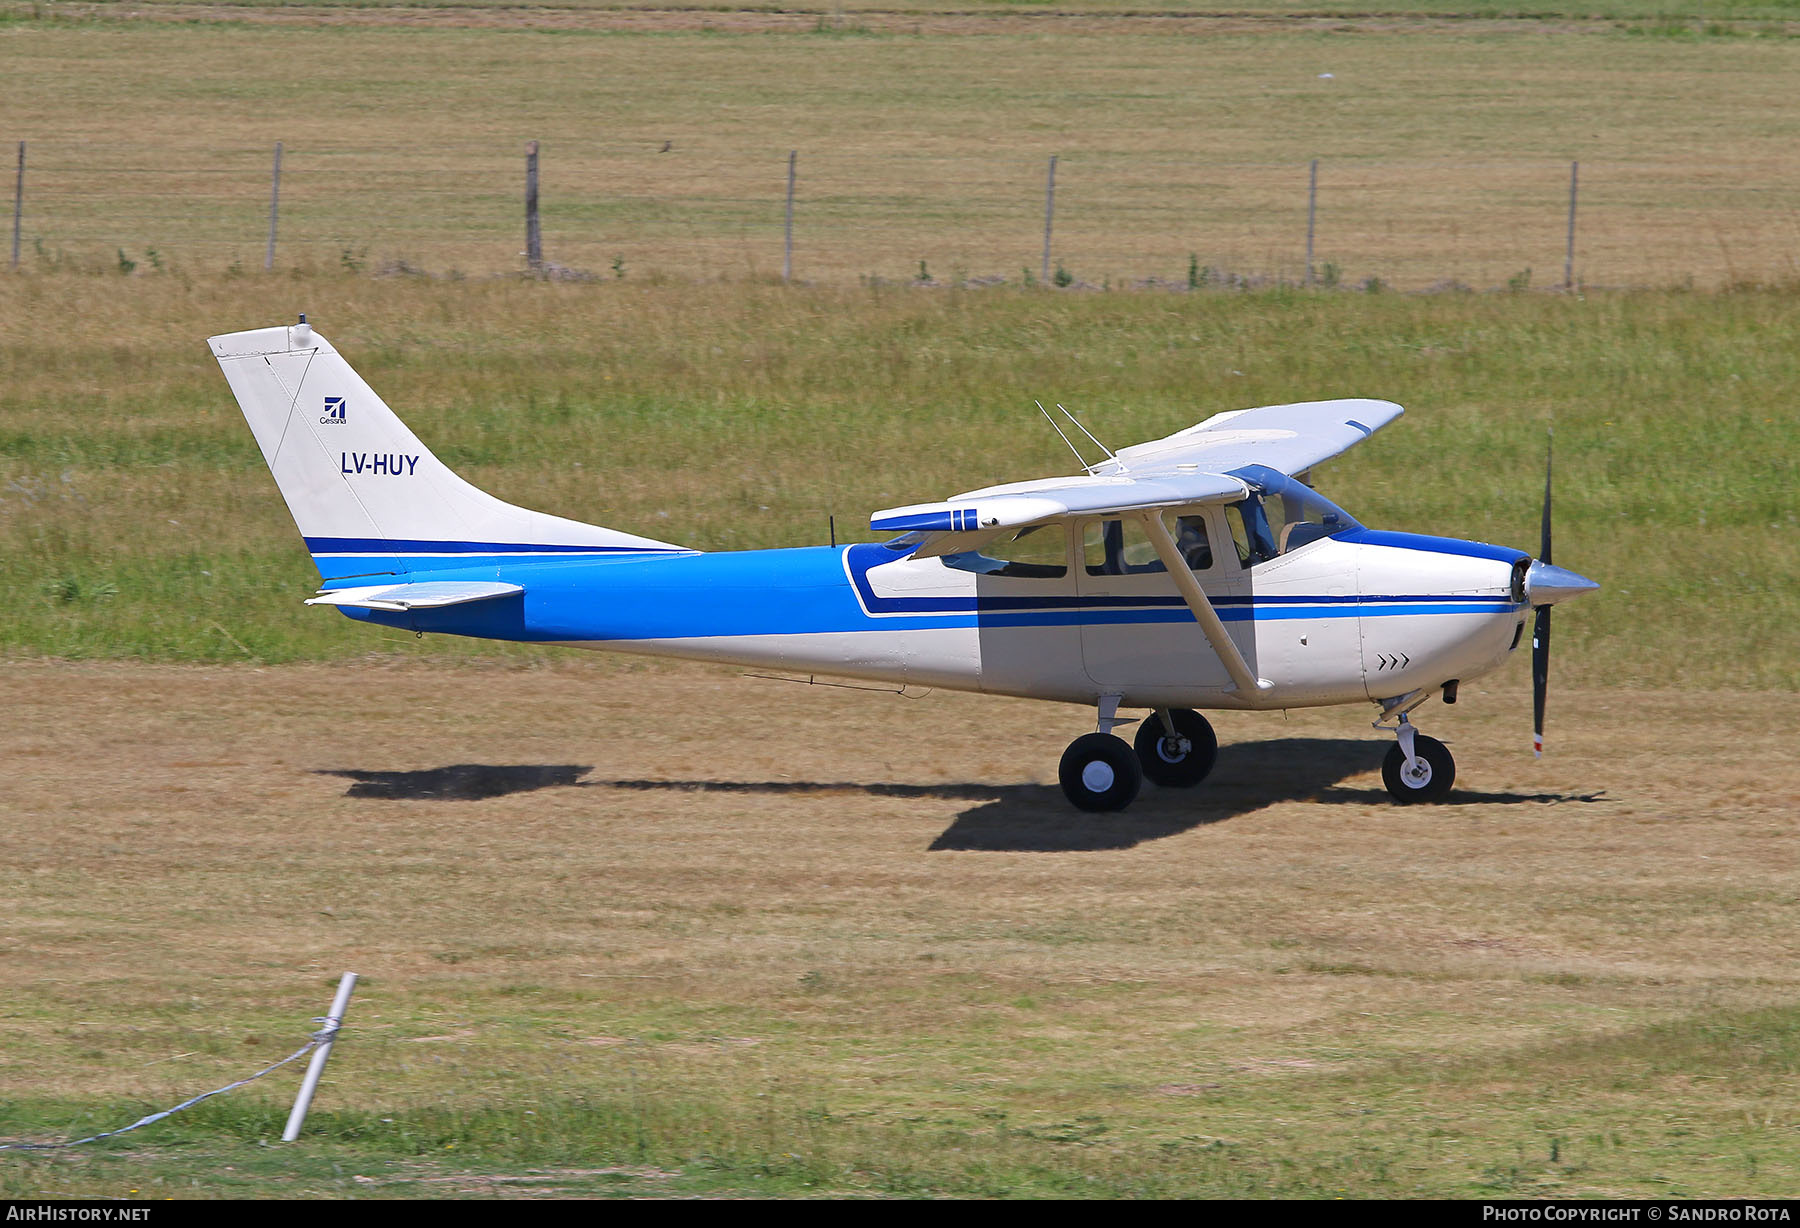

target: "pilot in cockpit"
[1175,516,1213,571]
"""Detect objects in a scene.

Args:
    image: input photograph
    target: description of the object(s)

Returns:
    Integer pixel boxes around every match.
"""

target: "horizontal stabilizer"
[305,581,524,612]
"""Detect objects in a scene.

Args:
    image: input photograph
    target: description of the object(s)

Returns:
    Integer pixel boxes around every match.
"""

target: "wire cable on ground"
[0,1018,341,1152]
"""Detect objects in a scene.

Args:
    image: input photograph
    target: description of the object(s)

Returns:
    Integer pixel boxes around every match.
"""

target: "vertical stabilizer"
[209,322,689,580]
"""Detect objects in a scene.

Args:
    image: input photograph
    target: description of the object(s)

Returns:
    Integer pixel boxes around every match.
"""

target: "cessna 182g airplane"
[211,319,1598,812]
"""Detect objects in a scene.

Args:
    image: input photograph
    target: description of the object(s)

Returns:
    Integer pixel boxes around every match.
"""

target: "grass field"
[3,276,1798,687]
[1,662,1797,1198]
[5,6,1800,286]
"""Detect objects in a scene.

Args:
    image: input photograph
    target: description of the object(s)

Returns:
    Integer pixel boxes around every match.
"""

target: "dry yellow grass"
[5,11,1800,287]
[3,658,1798,1194]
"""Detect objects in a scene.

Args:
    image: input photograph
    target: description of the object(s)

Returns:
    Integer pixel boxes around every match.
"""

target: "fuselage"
[331,518,1532,713]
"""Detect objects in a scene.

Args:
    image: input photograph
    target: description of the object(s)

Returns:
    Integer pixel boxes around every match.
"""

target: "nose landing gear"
[1381,714,1455,804]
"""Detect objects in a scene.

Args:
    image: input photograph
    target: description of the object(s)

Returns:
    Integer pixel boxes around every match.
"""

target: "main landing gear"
[1057,695,1458,812]
[1058,698,1218,812]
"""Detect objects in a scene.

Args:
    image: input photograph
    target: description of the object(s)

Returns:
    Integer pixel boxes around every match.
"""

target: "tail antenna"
[1036,400,1097,472]
[1056,403,1117,467]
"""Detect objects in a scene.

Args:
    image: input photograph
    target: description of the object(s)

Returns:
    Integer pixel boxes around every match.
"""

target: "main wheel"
[1133,709,1218,788]
[1381,734,1456,804]
[1059,733,1142,812]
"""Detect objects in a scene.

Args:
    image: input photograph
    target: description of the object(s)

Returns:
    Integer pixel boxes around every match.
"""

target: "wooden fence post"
[1564,160,1579,291]
[265,141,282,272]
[784,150,796,283]
[1305,158,1318,286]
[525,140,542,272]
[10,141,23,271]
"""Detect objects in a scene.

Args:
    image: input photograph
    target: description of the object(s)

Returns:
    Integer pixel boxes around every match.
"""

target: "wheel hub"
[1157,736,1192,763]
[1081,760,1116,792]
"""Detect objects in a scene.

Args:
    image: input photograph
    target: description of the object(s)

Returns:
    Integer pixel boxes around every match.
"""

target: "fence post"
[265,141,282,272]
[1305,158,1318,286]
[1041,154,1057,284]
[525,140,542,272]
[281,972,358,1143]
[784,149,796,283]
[1564,160,1579,291]
[10,141,22,271]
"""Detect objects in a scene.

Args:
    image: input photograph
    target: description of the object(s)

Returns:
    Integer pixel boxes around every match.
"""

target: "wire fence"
[9,138,1800,290]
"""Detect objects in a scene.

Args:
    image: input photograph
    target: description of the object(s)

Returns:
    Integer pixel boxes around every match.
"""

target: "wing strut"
[1137,512,1273,703]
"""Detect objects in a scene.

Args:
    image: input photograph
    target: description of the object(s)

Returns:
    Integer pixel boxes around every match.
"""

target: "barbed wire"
[7,142,1796,284]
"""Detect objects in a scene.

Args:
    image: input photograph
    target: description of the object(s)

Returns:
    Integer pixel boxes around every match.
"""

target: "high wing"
[870,398,1402,557]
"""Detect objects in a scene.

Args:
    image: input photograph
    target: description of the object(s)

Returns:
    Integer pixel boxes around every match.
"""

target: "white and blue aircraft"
[210,318,1598,812]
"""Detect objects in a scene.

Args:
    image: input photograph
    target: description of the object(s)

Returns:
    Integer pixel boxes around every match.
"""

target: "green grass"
[2,275,1797,686]
[4,1002,1797,1197]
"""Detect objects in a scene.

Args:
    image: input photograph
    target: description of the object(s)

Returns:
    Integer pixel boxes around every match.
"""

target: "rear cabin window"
[943,523,1069,578]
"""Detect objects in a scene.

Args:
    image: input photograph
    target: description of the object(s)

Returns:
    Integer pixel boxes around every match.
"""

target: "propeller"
[1532,431,1552,757]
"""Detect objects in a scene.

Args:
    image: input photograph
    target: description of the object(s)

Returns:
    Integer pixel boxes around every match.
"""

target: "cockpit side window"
[943,523,1070,578]
[1225,499,1279,566]
[1224,471,1361,568]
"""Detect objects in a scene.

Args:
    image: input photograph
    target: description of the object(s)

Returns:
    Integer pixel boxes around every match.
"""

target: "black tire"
[1133,709,1219,788]
[1059,733,1143,812]
[1382,734,1456,804]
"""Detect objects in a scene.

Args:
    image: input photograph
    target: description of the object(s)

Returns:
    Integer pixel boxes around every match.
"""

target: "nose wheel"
[1381,717,1455,804]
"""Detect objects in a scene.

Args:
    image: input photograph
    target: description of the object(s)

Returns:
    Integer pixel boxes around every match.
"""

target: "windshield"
[1224,466,1361,566]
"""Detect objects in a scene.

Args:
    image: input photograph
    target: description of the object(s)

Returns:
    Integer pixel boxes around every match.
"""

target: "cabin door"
[1076,509,1248,692]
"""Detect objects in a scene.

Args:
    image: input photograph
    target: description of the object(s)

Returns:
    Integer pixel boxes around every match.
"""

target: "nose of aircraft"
[1523,560,1600,607]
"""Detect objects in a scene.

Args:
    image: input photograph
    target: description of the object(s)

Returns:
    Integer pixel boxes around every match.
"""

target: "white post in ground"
[1041,154,1057,284]
[282,972,357,1142]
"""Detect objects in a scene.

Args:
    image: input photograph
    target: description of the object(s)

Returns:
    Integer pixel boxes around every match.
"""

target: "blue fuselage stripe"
[1335,528,1530,565]
[329,542,1520,643]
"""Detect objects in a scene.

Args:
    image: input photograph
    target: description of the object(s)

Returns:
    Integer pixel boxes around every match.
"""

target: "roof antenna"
[1036,400,1097,472]
[1056,403,1117,467]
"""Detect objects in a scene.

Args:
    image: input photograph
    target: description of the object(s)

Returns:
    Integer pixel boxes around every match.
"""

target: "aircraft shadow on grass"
[317,739,1607,851]
[319,763,594,801]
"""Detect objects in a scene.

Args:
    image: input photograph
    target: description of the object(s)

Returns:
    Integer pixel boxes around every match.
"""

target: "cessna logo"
[320,396,347,425]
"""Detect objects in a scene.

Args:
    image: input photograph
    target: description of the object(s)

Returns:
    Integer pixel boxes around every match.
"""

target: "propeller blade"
[1532,427,1553,757]
[1532,604,1551,757]
[1539,428,1553,566]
